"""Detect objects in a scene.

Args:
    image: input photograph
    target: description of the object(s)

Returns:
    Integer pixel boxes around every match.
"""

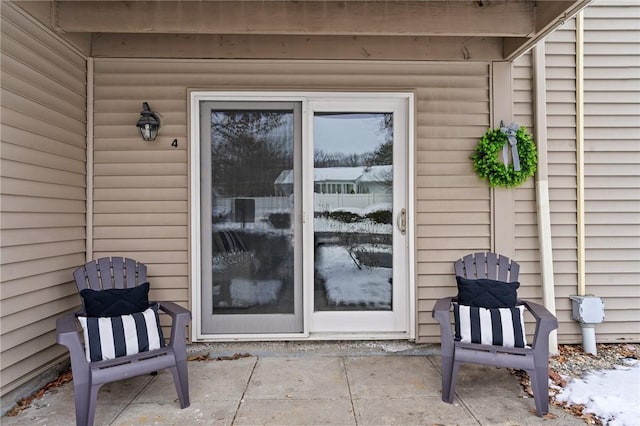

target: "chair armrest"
[56,312,90,369]
[432,297,455,355]
[157,301,191,349]
[56,312,82,346]
[519,299,558,330]
[519,299,558,351]
[432,297,454,323]
[157,301,191,322]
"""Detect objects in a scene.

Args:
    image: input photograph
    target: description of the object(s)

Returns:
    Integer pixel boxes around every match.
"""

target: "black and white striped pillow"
[453,303,527,348]
[78,304,165,362]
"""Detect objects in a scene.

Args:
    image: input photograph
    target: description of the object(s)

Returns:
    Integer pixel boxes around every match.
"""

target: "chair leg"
[447,360,461,403]
[86,384,101,426]
[528,367,550,416]
[73,381,90,426]
[74,380,99,426]
[170,359,190,409]
[440,356,459,403]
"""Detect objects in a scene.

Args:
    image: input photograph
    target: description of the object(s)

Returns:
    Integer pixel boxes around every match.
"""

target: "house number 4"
[171,139,178,147]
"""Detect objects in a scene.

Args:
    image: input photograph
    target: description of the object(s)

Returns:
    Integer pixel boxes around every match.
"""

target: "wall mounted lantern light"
[136,102,160,141]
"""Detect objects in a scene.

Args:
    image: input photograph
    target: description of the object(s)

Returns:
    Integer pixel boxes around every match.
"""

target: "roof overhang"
[15,0,593,61]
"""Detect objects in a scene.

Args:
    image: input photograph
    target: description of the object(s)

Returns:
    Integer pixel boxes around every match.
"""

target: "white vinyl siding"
[0,4,86,397]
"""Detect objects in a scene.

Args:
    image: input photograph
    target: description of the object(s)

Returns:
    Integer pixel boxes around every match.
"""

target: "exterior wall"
[581,0,640,341]
[513,0,640,343]
[1,8,636,410]
[544,20,585,344]
[512,52,544,304]
[91,59,496,342]
[0,3,87,398]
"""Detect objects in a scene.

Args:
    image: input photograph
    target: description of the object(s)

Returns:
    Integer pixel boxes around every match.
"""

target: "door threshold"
[188,339,438,358]
[195,331,410,342]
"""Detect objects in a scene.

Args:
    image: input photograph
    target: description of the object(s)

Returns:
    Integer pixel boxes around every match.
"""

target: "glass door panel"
[200,102,302,334]
[308,98,408,335]
[313,113,394,312]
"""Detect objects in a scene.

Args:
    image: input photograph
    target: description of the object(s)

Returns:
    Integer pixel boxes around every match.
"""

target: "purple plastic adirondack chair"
[432,252,558,416]
[56,257,191,426]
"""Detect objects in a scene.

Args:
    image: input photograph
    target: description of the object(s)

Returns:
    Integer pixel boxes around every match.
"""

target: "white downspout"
[576,12,586,300]
[532,41,558,355]
[86,58,94,262]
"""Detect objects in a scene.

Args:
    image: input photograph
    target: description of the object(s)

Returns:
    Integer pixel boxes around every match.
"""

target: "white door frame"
[190,91,415,341]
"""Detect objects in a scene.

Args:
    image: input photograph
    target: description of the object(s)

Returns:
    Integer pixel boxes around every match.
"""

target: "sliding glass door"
[194,93,410,338]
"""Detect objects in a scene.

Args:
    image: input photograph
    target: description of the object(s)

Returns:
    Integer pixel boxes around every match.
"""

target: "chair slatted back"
[73,257,147,291]
[454,252,519,282]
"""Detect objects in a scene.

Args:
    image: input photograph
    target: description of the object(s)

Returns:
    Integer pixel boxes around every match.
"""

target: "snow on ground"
[316,245,391,308]
[313,217,392,234]
[326,202,393,216]
[554,361,640,426]
[214,211,392,235]
[228,279,283,307]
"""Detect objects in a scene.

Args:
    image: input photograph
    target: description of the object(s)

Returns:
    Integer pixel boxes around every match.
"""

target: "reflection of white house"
[274,166,392,196]
[273,169,294,196]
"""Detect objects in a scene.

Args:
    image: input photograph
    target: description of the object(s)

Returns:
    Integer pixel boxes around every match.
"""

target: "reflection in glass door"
[308,99,408,334]
[200,102,302,334]
[313,113,394,312]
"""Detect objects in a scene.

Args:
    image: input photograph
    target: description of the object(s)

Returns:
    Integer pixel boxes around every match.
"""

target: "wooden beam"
[535,1,582,32]
[503,37,529,59]
[504,0,593,60]
[55,1,534,37]
[491,61,515,258]
[91,33,503,61]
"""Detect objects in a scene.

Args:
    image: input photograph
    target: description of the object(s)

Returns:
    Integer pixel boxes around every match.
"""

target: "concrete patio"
[3,342,581,425]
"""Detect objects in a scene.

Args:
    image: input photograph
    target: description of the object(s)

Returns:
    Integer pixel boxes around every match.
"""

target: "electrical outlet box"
[569,295,605,324]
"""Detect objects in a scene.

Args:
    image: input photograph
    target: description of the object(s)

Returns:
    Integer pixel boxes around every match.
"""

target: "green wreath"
[471,124,537,188]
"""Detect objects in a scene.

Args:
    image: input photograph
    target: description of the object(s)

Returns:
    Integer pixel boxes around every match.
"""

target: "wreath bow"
[500,122,521,171]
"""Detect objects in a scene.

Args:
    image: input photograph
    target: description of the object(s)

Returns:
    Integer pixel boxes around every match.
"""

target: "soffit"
[16,0,593,61]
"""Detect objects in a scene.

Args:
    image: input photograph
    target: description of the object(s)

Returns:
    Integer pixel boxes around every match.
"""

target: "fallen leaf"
[549,370,567,387]
[188,352,211,361]
[216,353,252,361]
[5,369,73,417]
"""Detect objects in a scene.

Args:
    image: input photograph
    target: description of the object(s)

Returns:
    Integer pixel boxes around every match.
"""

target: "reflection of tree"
[366,140,392,166]
[211,112,292,197]
[370,167,393,192]
[365,113,393,189]
[314,150,365,167]
[314,113,393,168]
[365,113,393,165]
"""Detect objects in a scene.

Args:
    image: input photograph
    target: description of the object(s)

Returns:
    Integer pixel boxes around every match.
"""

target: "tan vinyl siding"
[582,0,640,342]
[517,0,640,344]
[92,59,491,342]
[540,20,585,343]
[512,52,544,312]
[0,3,86,397]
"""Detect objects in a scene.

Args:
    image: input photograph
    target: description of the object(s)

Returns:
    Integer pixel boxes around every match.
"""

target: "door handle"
[397,208,406,235]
